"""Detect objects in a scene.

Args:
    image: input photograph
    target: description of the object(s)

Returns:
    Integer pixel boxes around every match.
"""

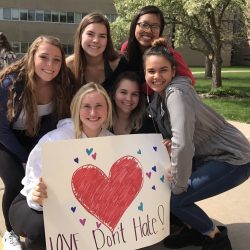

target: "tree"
[112,0,249,88]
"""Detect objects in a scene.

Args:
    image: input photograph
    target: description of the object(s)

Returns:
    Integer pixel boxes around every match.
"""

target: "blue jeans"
[170,160,250,235]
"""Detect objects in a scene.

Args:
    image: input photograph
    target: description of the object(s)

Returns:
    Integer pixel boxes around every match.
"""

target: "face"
[81,23,108,57]
[34,42,62,82]
[80,91,108,137]
[135,14,161,50]
[145,55,175,97]
[114,79,140,115]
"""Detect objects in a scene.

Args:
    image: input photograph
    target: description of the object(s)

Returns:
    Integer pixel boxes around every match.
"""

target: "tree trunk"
[212,53,223,88]
[205,56,212,78]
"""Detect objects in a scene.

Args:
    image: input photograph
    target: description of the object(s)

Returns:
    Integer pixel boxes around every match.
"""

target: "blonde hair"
[70,82,112,138]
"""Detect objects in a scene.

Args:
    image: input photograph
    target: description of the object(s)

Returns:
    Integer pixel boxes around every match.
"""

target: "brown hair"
[0,35,72,136]
[110,71,146,131]
[67,12,119,85]
[143,37,176,69]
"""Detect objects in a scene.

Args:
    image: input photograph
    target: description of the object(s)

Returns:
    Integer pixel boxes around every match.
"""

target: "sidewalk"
[1,121,250,250]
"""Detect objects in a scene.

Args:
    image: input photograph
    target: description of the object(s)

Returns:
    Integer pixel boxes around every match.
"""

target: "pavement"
[0,120,250,250]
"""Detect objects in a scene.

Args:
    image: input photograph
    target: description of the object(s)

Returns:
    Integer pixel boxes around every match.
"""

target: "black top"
[110,115,160,135]
[102,56,129,93]
[131,116,159,134]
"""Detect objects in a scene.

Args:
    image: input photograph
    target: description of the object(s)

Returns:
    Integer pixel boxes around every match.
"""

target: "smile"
[43,69,54,74]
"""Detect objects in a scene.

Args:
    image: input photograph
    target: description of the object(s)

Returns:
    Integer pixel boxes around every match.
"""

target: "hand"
[32,177,47,206]
[162,139,172,156]
[166,167,174,182]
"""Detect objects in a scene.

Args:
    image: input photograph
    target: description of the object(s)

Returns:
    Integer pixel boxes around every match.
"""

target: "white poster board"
[42,134,171,250]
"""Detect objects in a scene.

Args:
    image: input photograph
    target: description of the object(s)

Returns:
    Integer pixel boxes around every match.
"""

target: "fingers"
[162,139,172,155]
[32,177,47,206]
[166,167,174,182]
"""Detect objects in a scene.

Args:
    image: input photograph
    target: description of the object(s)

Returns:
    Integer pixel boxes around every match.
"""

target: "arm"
[21,140,45,211]
[0,76,28,162]
[165,80,195,194]
[22,120,73,210]
[31,177,47,206]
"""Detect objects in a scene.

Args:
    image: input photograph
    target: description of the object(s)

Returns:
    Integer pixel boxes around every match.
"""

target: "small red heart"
[91,152,96,160]
[71,156,143,231]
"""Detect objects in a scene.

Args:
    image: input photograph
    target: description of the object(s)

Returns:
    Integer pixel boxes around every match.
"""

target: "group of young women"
[0,5,249,250]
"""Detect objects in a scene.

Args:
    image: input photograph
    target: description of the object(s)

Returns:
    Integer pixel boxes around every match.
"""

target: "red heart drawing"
[71,156,143,231]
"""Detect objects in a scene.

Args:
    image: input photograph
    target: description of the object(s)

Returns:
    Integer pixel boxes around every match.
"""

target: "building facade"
[0,0,116,57]
[0,1,249,66]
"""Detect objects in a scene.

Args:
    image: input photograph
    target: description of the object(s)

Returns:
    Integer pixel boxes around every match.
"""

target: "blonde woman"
[9,83,113,250]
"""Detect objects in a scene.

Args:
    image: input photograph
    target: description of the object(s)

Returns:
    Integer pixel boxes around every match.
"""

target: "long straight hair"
[68,12,119,85]
[126,5,165,79]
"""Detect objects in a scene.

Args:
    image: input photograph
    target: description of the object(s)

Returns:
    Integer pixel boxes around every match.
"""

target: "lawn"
[191,67,250,123]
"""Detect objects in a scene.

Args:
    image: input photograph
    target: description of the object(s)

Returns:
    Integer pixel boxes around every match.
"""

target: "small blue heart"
[152,166,157,172]
[137,149,141,154]
[86,148,93,155]
[138,202,143,211]
[152,185,156,190]
[160,175,164,183]
[74,157,79,163]
[71,206,76,213]
[153,146,157,151]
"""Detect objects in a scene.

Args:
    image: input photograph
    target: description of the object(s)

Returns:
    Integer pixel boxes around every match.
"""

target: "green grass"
[191,67,250,123]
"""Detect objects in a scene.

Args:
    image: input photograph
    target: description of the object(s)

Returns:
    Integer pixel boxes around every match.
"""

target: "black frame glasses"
[137,22,160,33]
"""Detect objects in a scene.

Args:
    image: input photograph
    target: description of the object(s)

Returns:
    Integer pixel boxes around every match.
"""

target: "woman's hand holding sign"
[32,177,47,206]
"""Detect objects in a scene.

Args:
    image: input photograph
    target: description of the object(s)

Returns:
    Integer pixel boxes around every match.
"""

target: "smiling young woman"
[66,12,128,93]
[0,35,75,250]
[121,5,195,95]
[144,38,250,250]
[8,83,113,249]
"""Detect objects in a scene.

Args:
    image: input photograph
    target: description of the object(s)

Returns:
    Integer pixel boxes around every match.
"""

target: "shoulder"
[100,128,114,137]
[66,55,74,70]
[40,118,74,143]
[120,40,128,53]
[1,73,17,88]
[167,76,193,94]
[109,55,128,72]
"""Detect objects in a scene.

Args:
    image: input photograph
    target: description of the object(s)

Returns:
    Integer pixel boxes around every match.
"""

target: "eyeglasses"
[137,22,161,33]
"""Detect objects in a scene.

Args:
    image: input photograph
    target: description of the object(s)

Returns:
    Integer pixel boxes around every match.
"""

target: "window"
[60,12,67,23]
[44,11,51,22]
[20,9,28,21]
[3,8,11,20]
[12,9,19,20]
[67,44,74,54]
[67,12,74,23]
[52,11,59,22]
[21,42,29,53]
[0,9,3,20]
[11,42,20,53]
[36,10,44,22]
[74,12,82,23]
[28,10,35,21]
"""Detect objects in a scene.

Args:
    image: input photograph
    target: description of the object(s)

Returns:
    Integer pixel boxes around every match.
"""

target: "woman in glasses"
[121,5,195,94]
